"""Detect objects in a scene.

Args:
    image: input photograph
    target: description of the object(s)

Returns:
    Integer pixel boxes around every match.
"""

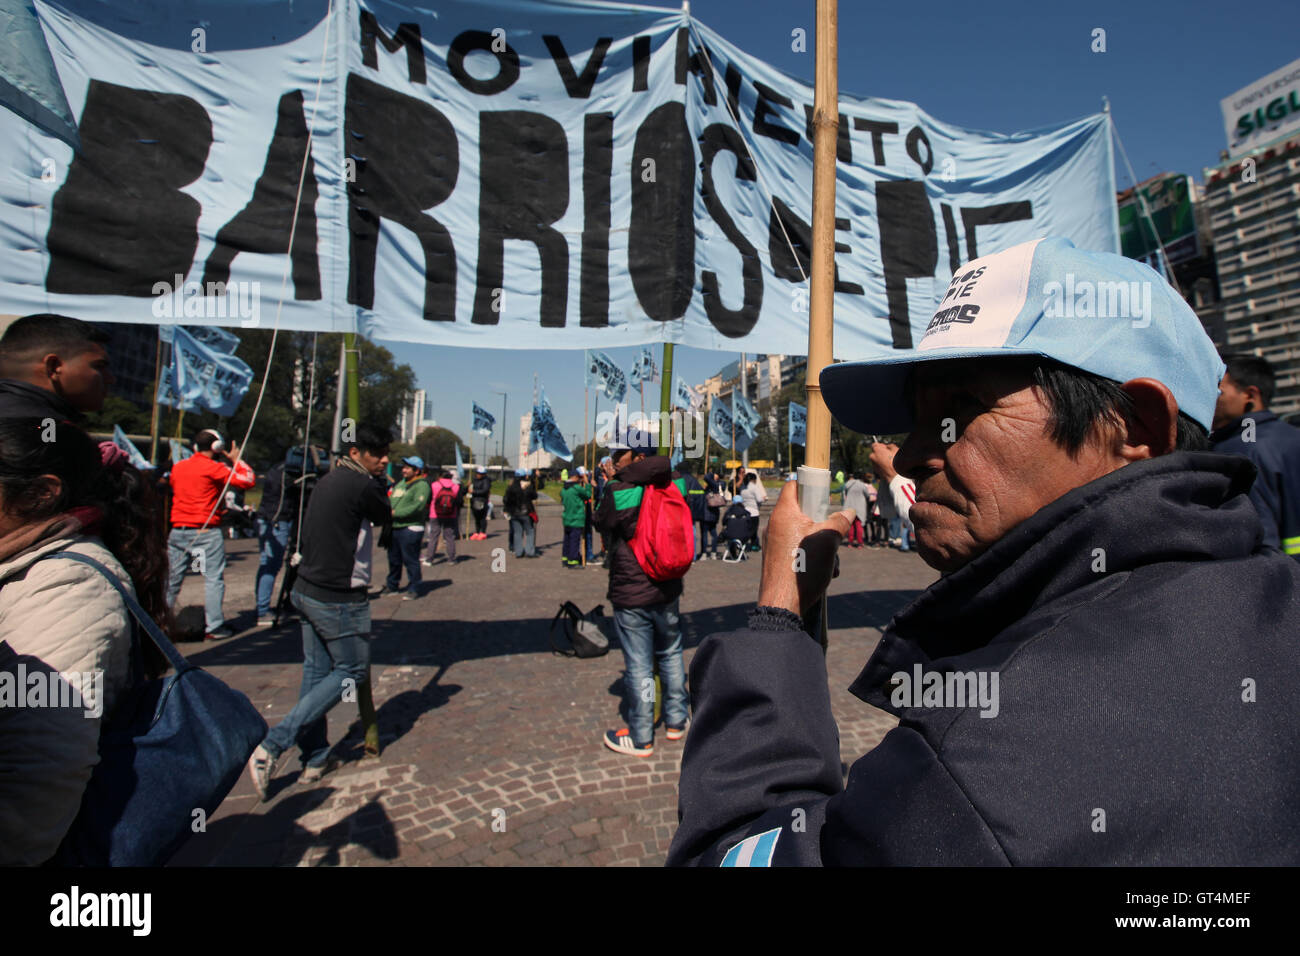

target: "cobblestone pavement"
[167,495,938,866]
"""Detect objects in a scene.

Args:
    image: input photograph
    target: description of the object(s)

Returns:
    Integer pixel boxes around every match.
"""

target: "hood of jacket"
[850,451,1264,710]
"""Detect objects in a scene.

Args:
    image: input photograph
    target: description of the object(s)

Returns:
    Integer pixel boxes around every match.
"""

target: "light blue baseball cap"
[515,467,528,477]
[820,237,1225,434]
[401,455,424,470]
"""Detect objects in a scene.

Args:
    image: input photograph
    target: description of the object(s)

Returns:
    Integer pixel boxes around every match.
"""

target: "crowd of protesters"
[6,258,1300,866]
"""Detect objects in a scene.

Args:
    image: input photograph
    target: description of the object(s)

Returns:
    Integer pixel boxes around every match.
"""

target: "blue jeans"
[698,520,717,557]
[166,527,227,631]
[510,515,536,557]
[613,599,688,746]
[386,525,423,590]
[889,517,910,551]
[263,591,371,767]
[255,517,293,617]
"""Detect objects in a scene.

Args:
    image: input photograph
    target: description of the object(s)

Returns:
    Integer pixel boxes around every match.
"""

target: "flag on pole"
[112,424,153,470]
[166,325,254,417]
[454,442,465,478]
[733,391,760,438]
[674,376,696,411]
[472,401,495,437]
[168,438,192,464]
[788,402,807,447]
[628,346,656,387]
[585,349,628,403]
[708,400,734,448]
[529,385,571,459]
[159,324,241,354]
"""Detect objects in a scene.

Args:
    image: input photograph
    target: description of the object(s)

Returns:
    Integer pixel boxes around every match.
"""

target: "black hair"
[1028,360,1208,454]
[0,314,109,374]
[194,429,222,452]
[902,357,1208,455]
[0,419,171,677]
[344,423,391,455]
[1220,352,1275,407]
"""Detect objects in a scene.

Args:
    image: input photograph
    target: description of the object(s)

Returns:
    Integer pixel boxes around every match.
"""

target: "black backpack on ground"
[549,601,611,658]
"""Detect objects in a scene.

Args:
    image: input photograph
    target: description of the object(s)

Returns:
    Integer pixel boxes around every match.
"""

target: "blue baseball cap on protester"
[733,494,743,504]
[820,237,1225,434]
[606,416,656,453]
[515,467,528,477]
[476,465,486,474]
[402,455,424,469]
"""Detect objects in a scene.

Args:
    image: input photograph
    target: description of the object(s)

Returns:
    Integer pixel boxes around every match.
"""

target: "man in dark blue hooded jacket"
[669,238,1300,866]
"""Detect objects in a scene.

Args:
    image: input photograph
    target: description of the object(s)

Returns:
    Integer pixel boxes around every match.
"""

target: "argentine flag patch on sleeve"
[720,827,782,867]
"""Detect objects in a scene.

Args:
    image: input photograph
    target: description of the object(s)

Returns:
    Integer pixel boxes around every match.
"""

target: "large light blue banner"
[0,0,1116,360]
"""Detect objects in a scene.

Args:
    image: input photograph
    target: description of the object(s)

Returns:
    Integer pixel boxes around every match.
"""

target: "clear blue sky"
[375,0,1300,462]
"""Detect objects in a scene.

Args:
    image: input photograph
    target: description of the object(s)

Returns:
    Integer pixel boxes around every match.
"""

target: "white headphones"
[196,429,224,452]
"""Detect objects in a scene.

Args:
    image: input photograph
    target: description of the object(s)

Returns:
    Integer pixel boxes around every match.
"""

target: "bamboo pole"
[657,343,674,456]
[804,0,837,478]
[798,0,839,652]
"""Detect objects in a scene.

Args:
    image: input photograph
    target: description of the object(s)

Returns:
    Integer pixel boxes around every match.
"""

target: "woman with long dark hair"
[0,418,171,864]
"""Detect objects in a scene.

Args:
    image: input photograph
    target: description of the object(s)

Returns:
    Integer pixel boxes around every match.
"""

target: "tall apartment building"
[1202,133,1300,417]
[397,388,436,443]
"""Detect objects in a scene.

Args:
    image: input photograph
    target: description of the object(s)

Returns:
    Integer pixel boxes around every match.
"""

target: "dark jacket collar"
[0,378,83,423]
[615,454,671,486]
[849,452,1262,709]
[1210,409,1277,444]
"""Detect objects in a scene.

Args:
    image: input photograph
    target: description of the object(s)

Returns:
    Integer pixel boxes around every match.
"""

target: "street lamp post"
[492,390,508,473]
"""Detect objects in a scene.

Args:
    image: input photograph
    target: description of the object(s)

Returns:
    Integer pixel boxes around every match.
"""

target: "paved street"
[167,494,938,866]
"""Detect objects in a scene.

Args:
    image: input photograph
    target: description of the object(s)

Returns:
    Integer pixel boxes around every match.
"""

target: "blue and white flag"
[529,385,571,460]
[168,438,192,465]
[584,349,628,404]
[629,346,657,388]
[159,324,241,354]
[472,401,495,437]
[674,376,701,413]
[670,427,684,469]
[708,399,734,450]
[454,441,465,478]
[168,325,255,417]
[788,402,807,447]
[1,2,1115,359]
[112,424,153,470]
[733,392,760,440]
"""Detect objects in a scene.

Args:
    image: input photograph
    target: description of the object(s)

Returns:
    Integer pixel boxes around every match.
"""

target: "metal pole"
[148,334,164,466]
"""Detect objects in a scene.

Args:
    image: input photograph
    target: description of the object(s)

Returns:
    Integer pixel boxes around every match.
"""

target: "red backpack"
[630,481,695,581]
[433,484,458,518]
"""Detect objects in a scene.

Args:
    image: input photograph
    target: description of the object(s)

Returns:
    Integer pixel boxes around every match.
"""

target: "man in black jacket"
[669,237,1300,866]
[595,423,688,757]
[247,424,392,797]
[0,313,113,422]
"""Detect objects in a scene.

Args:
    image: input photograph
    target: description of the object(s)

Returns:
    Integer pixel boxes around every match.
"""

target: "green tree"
[413,426,471,473]
[128,330,417,470]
